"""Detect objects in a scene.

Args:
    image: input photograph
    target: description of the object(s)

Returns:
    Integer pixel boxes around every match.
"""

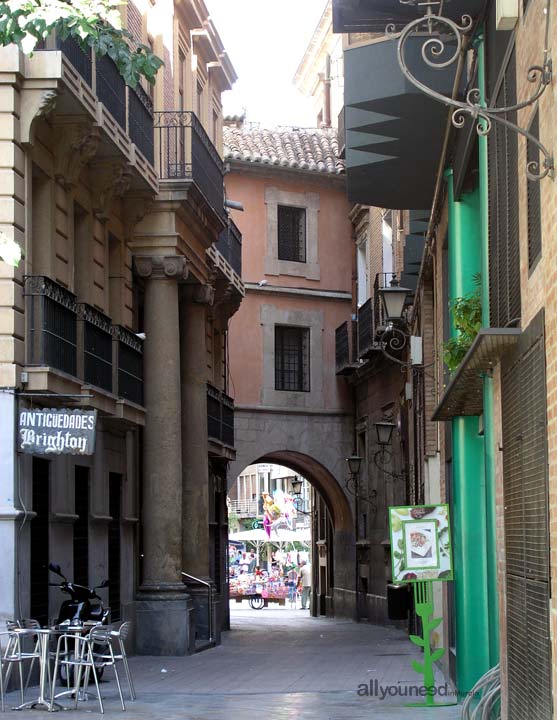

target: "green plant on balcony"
[443,275,482,374]
[0,0,163,87]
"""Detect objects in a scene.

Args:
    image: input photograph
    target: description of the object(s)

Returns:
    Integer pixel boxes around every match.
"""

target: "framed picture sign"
[389,504,453,583]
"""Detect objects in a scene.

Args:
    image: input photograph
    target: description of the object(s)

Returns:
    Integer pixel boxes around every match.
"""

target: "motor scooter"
[48,563,110,681]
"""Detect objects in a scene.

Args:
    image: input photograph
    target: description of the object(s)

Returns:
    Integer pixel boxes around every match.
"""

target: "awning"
[332,0,485,34]
[432,328,521,421]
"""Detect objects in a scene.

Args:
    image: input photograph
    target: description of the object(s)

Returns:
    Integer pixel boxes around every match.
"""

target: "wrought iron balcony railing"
[357,298,373,358]
[113,326,144,405]
[78,304,113,392]
[96,53,126,130]
[215,219,242,276]
[128,84,154,165]
[25,276,78,376]
[24,276,144,405]
[56,35,92,85]
[54,36,154,165]
[228,499,259,518]
[207,383,235,448]
[154,111,225,221]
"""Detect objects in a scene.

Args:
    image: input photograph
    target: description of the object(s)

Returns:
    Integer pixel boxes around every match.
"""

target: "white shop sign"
[18,409,97,455]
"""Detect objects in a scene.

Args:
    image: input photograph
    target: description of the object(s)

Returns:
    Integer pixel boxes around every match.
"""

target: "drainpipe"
[477,29,500,666]
[323,54,332,128]
[446,169,491,694]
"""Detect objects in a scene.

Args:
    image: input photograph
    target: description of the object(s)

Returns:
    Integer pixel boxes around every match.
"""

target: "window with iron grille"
[488,47,521,328]
[275,326,310,392]
[278,205,306,263]
[527,110,542,269]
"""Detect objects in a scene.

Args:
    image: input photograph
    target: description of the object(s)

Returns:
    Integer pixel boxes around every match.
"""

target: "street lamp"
[346,455,362,477]
[378,275,412,322]
[375,419,396,447]
[291,477,303,495]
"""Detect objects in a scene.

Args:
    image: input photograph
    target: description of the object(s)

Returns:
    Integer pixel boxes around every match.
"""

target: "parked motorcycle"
[48,562,110,681]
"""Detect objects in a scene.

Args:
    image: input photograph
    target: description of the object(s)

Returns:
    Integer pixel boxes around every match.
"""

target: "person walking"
[286,566,298,606]
[298,560,312,610]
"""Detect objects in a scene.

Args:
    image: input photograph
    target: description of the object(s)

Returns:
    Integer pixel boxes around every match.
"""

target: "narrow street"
[9,608,461,719]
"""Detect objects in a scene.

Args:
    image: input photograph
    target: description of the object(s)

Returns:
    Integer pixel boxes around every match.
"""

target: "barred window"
[275,326,310,392]
[278,205,306,263]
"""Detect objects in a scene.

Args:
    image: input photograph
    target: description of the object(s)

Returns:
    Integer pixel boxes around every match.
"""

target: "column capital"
[184,283,215,305]
[134,255,189,281]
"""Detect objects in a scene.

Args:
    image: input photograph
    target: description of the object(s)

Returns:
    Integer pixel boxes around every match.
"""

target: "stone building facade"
[224,121,358,618]
[0,0,242,655]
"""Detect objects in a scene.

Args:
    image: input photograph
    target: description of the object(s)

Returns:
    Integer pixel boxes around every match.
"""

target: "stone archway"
[228,408,357,619]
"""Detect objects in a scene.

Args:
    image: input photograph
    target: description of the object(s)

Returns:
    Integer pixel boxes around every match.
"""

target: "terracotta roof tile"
[223,125,345,175]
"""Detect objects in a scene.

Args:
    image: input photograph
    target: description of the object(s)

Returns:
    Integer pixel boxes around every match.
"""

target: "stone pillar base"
[134,590,193,655]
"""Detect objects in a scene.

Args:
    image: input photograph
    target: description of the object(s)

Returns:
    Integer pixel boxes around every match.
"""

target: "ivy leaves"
[0,0,163,87]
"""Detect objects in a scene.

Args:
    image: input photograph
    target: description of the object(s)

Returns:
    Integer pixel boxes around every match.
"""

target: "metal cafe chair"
[85,625,126,711]
[88,621,136,705]
[50,630,104,714]
[0,621,43,710]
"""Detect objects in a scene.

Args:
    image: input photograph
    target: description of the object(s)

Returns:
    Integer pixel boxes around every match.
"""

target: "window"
[275,326,310,392]
[278,205,306,263]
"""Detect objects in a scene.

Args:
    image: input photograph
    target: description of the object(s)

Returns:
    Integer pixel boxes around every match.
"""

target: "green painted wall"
[446,170,491,693]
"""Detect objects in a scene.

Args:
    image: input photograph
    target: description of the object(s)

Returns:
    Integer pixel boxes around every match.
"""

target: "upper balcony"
[24,275,144,424]
[30,36,158,192]
[154,111,226,225]
[333,1,485,209]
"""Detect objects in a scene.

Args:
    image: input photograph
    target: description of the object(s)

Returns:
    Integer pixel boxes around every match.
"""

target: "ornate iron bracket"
[386,0,554,181]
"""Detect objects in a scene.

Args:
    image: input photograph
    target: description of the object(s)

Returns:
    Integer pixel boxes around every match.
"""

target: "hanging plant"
[443,274,482,373]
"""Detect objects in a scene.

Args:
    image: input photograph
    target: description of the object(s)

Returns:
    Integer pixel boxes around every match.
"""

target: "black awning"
[332,0,485,34]
[344,37,457,209]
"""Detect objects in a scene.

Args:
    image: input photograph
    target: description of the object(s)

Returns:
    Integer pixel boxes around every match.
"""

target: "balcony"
[78,304,113,393]
[215,219,242,277]
[228,499,259,518]
[24,276,144,415]
[113,326,144,406]
[357,298,373,358]
[45,36,156,190]
[154,111,225,222]
[207,383,235,450]
[335,320,358,375]
[26,276,77,376]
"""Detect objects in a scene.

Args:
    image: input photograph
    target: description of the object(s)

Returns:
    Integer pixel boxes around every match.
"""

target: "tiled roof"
[223,125,345,175]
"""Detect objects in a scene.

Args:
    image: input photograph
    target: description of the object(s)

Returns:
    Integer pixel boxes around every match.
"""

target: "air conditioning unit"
[496,0,518,30]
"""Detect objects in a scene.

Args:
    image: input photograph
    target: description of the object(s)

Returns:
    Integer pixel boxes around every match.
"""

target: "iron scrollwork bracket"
[386,0,554,181]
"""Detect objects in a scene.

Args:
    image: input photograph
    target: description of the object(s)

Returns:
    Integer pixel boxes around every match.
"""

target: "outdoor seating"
[50,629,105,714]
[0,622,43,710]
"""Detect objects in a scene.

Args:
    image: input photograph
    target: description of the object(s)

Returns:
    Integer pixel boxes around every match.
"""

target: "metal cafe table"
[12,623,96,712]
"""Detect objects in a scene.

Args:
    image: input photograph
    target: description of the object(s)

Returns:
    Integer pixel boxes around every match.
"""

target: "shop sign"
[388,504,453,583]
[18,409,97,455]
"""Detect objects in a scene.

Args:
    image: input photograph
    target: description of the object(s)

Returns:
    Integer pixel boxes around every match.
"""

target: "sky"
[205,0,328,128]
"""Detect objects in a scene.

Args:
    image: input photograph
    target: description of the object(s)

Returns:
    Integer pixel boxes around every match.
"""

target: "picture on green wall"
[389,504,453,583]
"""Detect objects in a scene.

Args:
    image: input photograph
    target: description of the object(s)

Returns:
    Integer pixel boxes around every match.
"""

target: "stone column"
[180,283,214,580]
[134,255,191,655]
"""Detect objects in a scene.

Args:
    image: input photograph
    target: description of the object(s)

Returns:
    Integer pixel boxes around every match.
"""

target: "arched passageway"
[228,442,356,621]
